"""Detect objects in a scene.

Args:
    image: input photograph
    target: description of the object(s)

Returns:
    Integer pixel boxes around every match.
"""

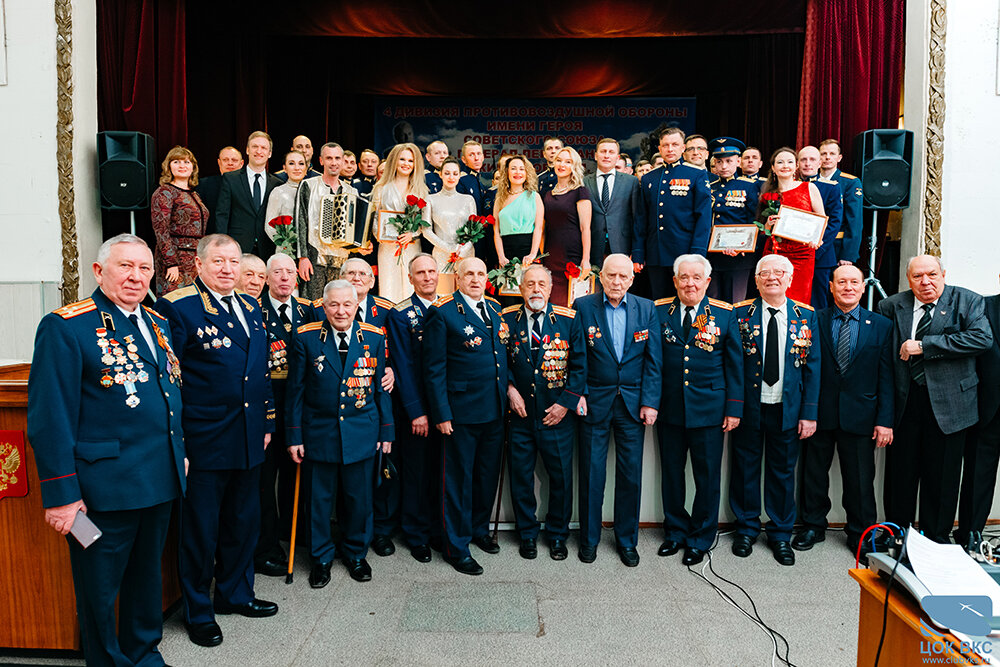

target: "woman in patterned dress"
[150,146,208,296]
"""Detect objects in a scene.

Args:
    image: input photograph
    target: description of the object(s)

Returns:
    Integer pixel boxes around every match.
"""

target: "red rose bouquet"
[268,215,297,257]
[756,191,781,237]
[388,195,430,263]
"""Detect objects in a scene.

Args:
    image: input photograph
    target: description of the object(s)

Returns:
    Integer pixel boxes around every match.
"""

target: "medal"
[125,394,140,408]
[100,373,113,388]
[223,337,232,348]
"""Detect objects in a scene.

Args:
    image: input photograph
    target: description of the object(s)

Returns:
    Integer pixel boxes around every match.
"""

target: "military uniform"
[313,293,392,328]
[28,290,185,666]
[824,168,864,265]
[274,167,322,183]
[537,167,557,195]
[708,175,761,303]
[804,175,844,308]
[655,296,743,551]
[501,303,585,544]
[286,320,394,564]
[457,170,494,261]
[351,174,376,196]
[425,170,443,195]
[155,278,275,626]
[423,292,508,561]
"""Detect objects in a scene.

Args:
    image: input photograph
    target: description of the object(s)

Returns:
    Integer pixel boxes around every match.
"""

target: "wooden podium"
[0,363,180,651]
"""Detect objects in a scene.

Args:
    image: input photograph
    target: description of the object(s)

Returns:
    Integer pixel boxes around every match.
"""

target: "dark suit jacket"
[810,178,844,269]
[878,285,993,434]
[584,171,643,265]
[214,167,282,255]
[197,174,223,232]
[385,296,433,421]
[815,306,894,434]
[977,294,1000,423]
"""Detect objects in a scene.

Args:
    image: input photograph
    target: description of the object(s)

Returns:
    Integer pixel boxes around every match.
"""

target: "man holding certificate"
[706,137,761,303]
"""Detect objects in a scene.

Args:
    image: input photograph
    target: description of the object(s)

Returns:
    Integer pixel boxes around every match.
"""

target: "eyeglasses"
[685,147,708,153]
[757,270,787,278]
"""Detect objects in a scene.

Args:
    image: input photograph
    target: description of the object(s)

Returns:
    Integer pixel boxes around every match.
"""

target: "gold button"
[659,214,664,219]
[244,402,249,407]
[340,405,345,409]
[339,416,344,421]
[170,430,174,435]
[684,369,689,374]
[684,345,689,350]
[245,376,249,381]
[169,411,174,416]
[659,227,664,231]
[341,392,346,397]
[684,381,689,386]
[684,356,689,361]
[165,392,170,397]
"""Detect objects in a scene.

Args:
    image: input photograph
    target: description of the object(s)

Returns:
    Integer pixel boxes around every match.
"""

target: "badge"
[464,325,475,335]
[212,338,222,349]
[223,337,232,348]
[100,373,113,388]
[633,329,649,342]
[125,394,140,408]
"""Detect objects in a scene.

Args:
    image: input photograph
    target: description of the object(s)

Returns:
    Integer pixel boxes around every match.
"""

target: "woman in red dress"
[758,147,825,303]
[150,146,209,296]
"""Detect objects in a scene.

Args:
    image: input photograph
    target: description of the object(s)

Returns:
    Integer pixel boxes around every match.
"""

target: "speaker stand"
[130,210,157,303]
[865,208,888,309]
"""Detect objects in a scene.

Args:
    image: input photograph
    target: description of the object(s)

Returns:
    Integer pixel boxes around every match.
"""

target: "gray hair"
[240,253,265,268]
[197,233,241,259]
[521,263,552,280]
[96,233,149,266]
[340,257,373,277]
[673,253,712,278]
[408,252,436,273]
[756,253,794,276]
[905,255,944,275]
[602,253,634,276]
[323,279,358,301]
[265,252,296,272]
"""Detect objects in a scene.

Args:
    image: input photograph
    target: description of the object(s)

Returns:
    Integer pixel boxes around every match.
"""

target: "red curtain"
[796,0,904,163]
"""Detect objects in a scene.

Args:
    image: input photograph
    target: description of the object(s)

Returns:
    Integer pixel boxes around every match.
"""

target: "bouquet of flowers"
[564,262,601,281]
[268,215,297,257]
[389,194,430,263]
[488,253,548,293]
[455,214,495,247]
[755,191,782,236]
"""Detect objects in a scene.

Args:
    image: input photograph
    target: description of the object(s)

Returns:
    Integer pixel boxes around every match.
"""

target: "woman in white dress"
[425,157,477,293]
[264,151,308,257]
[369,142,429,302]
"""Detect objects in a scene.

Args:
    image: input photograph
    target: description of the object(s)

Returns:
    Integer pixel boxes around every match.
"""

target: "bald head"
[456,257,488,300]
[266,253,297,299]
[830,263,865,311]
[600,253,634,304]
[797,145,820,178]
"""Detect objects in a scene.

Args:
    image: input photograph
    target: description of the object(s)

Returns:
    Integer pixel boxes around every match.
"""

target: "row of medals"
[97,327,149,408]
[346,352,376,408]
[197,325,231,350]
[540,337,568,388]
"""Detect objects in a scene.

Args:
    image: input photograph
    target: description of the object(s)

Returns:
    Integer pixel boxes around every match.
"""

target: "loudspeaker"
[853,129,913,210]
[97,131,157,210]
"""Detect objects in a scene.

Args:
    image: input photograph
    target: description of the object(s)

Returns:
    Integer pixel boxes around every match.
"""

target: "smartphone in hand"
[69,509,101,548]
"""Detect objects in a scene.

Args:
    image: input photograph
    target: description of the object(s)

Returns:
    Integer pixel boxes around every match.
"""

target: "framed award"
[376,209,403,243]
[708,225,759,253]
[568,274,596,306]
[772,205,828,245]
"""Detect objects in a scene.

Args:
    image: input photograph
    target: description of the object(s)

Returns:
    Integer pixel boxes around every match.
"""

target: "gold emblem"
[0,442,21,491]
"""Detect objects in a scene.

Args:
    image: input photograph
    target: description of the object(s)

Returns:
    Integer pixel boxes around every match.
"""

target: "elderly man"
[730,254,820,566]
[501,264,586,560]
[878,255,992,543]
[156,234,278,647]
[313,257,392,327]
[28,234,185,667]
[286,280,393,586]
[237,253,266,299]
[215,131,282,257]
[423,257,508,575]
[655,254,742,566]
[574,254,662,566]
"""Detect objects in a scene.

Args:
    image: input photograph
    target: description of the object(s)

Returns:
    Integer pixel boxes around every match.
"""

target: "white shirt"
[207,287,250,336]
[760,300,787,405]
[416,294,436,310]
[356,295,370,323]
[114,303,157,357]
[596,168,616,201]
[911,298,937,339]
[268,293,292,317]
[246,166,266,205]
[460,291,488,321]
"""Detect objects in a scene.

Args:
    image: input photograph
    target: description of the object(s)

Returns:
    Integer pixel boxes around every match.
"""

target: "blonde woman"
[542,146,592,306]
[493,155,544,268]
[369,143,430,301]
[150,145,208,295]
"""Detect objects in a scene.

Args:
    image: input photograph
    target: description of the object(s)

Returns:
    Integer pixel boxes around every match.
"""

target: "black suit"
[798,306,894,543]
[215,167,282,256]
[584,171,643,266]
[197,174,223,232]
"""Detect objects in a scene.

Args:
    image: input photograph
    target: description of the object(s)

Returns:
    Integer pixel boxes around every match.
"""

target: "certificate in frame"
[708,224,759,253]
[568,274,596,306]
[497,267,522,297]
[772,205,828,245]
[376,210,403,243]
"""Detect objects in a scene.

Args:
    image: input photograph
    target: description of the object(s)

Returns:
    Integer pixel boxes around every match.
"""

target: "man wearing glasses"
[683,135,710,170]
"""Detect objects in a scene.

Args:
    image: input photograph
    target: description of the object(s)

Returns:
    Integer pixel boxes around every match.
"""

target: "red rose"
[406,194,418,206]
[448,252,460,264]
[565,262,581,279]
[485,280,496,295]
[484,215,496,226]
[275,215,292,226]
[416,198,427,209]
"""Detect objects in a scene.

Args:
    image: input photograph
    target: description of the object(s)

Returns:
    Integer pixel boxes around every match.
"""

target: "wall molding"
[923,0,946,257]
[55,0,79,304]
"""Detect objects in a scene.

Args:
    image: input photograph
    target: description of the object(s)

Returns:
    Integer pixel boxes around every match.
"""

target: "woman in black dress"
[541,146,592,306]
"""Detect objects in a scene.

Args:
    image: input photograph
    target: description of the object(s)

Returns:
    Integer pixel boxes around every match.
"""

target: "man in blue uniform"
[797,146,845,308]
[155,233,278,647]
[635,128,714,298]
[424,140,448,194]
[655,254,743,566]
[28,234,185,667]
[502,264,586,561]
[706,137,761,304]
[535,136,563,196]
[286,280,394,586]
[575,254,662,566]
[739,146,766,183]
[730,254,820,566]
[423,257,508,575]
[818,139,864,267]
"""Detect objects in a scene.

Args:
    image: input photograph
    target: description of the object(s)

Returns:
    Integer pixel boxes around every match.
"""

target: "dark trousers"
[798,428,877,541]
[708,268,753,305]
[310,457,375,562]
[887,382,965,543]
[960,410,1000,535]
[811,265,834,309]
[646,265,676,300]
[508,415,575,541]
[399,428,442,547]
[656,423,724,551]
[67,501,173,667]
[441,420,504,559]
[729,403,800,542]
[180,466,260,625]
[255,416,295,564]
[373,448,400,537]
[578,395,645,549]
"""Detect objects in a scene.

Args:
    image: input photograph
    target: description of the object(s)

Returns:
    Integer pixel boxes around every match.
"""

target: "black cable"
[873,546,903,667]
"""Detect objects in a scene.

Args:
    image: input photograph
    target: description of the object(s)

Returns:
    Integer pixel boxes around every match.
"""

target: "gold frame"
[708,224,759,253]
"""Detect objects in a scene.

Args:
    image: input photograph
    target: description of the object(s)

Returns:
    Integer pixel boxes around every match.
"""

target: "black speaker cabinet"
[97,131,157,210]
[853,129,914,210]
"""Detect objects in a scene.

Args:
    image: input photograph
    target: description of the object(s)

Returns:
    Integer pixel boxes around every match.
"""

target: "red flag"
[0,430,28,500]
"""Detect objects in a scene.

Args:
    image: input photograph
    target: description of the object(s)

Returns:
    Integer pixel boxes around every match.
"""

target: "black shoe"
[578,545,597,563]
[964,531,983,554]
[254,557,288,577]
[519,538,537,560]
[214,598,278,618]
[550,539,568,561]
[617,546,640,567]
[448,555,483,576]
[371,535,395,557]
[473,534,500,554]
[682,547,706,566]
[185,621,223,647]
[657,540,682,557]
[410,544,432,563]
[791,528,825,551]
[343,558,372,582]
[769,540,795,566]
[732,534,754,558]
[308,561,333,588]
[429,536,444,552]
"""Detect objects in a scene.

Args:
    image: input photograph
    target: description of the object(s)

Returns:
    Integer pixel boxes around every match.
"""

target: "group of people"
[26,124,1000,667]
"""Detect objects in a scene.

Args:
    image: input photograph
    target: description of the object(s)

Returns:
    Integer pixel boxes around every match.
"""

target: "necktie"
[127,314,154,357]
[338,331,349,366]
[531,313,542,349]
[278,303,291,327]
[601,174,610,210]
[253,173,262,210]
[836,313,852,373]
[477,302,492,330]
[355,307,364,323]
[764,307,779,386]
[682,307,693,339]
[911,302,934,386]
[222,295,247,339]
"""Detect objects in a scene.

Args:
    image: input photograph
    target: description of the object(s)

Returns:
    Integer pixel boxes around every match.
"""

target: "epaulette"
[502,304,521,315]
[484,296,500,306]
[431,295,453,307]
[142,305,167,320]
[393,298,414,312]
[372,296,394,310]
[312,298,323,308]
[654,297,676,307]
[733,299,755,308]
[708,298,733,311]
[840,172,857,180]
[817,176,837,185]
[358,322,383,335]
[737,176,757,183]
[551,305,576,318]
[161,285,197,302]
[792,300,814,312]
[54,298,95,319]
[294,296,312,306]
[297,321,323,334]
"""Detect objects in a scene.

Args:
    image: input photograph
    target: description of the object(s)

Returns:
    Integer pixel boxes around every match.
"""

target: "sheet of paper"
[907,530,1000,613]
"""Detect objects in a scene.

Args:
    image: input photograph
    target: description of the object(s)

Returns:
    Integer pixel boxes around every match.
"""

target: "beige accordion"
[318,191,371,249]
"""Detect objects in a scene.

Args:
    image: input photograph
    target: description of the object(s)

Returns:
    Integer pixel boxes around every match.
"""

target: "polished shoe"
[769,540,795,566]
[185,621,223,647]
[519,538,537,560]
[308,561,333,588]
[214,598,278,618]
[343,558,372,582]
[549,538,568,561]
[732,534,754,558]
[578,545,597,563]
[409,544,432,563]
[682,547,706,566]
[254,558,288,577]
[473,534,500,554]
[791,528,825,551]
[429,536,444,552]
[657,540,682,557]
[448,555,483,576]
[617,546,640,567]
[371,534,395,557]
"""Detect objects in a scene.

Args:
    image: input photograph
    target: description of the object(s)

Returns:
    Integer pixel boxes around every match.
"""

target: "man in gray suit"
[878,255,992,543]
[585,138,643,269]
